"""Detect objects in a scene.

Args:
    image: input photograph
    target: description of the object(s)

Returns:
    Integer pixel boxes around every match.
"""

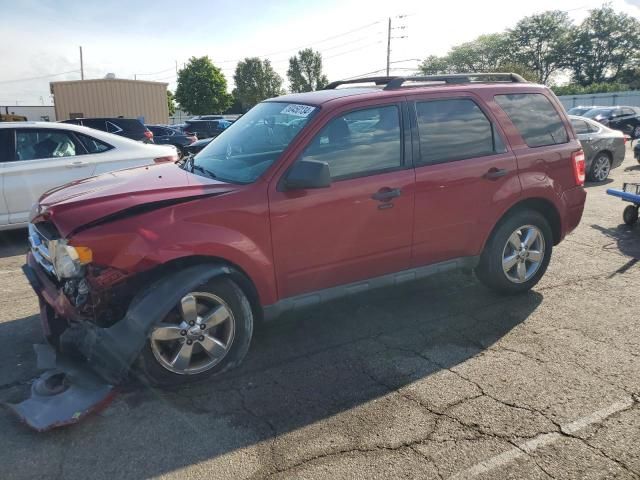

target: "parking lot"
[0,149,638,479]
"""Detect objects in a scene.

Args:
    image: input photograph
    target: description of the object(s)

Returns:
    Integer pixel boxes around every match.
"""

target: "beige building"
[50,78,169,124]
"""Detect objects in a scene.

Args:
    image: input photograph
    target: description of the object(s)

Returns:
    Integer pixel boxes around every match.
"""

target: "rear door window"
[300,105,402,180]
[15,129,79,160]
[0,129,14,162]
[414,98,505,165]
[495,93,569,147]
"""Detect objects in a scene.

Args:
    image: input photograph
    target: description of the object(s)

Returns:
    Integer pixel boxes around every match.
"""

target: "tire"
[623,205,639,226]
[137,276,253,386]
[475,209,553,295]
[587,152,611,182]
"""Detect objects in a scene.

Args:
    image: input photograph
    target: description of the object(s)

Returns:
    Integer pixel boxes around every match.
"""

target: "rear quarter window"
[114,119,145,133]
[495,93,569,148]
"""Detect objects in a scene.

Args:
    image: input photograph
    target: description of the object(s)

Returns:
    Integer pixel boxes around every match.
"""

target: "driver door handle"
[372,187,402,202]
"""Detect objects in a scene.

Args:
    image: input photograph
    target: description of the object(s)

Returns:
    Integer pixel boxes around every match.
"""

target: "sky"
[1,0,640,106]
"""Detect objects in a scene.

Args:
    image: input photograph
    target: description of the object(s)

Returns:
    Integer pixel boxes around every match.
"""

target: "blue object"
[607,188,640,205]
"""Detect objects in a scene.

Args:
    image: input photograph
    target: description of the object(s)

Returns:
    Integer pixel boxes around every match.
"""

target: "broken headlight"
[50,240,93,279]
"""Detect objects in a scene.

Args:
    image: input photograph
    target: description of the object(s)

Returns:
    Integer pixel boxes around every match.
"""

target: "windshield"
[189,102,317,184]
[584,108,613,118]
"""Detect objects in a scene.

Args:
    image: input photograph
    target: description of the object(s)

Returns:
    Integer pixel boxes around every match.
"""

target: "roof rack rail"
[323,76,400,90]
[324,73,527,90]
[384,73,527,89]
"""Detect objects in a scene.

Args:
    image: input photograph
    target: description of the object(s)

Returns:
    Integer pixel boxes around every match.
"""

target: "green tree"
[508,10,571,84]
[418,34,513,75]
[446,34,512,72]
[418,55,455,75]
[175,56,232,115]
[166,90,176,116]
[497,62,538,82]
[287,48,328,92]
[233,57,284,111]
[568,5,640,86]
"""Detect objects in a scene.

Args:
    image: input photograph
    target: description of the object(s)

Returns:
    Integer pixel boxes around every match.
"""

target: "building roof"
[50,78,169,89]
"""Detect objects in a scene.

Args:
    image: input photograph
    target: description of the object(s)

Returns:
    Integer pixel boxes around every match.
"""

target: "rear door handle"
[484,168,508,180]
[67,161,87,168]
[371,187,402,202]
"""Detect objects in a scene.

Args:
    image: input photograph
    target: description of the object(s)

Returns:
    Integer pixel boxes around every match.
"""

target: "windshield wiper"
[182,155,216,179]
[192,164,217,179]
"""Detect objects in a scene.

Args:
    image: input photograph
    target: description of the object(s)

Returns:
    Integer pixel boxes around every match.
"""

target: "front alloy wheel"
[150,292,235,375]
[137,276,253,386]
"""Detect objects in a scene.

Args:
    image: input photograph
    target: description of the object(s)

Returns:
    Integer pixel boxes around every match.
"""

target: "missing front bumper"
[4,345,115,432]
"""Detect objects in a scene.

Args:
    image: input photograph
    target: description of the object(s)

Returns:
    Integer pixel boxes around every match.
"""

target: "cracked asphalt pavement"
[1,149,639,480]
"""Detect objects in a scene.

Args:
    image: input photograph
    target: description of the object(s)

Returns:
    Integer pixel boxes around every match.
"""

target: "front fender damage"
[7,264,231,431]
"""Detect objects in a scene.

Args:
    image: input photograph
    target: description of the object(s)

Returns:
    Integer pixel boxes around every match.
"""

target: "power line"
[135,66,176,76]
[0,70,80,84]
[145,40,383,83]
[215,20,382,63]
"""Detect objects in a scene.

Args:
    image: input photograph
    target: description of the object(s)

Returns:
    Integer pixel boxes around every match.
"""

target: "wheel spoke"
[180,294,198,324]
[199,334,228,359]
[503,253,519,271]
[508,231,521,250]
[528,250,543,263]
[202,304,231,328]
[171,341,194,370]
[152,326,183,342]
[522,228,538,248]
[517,262,527,281]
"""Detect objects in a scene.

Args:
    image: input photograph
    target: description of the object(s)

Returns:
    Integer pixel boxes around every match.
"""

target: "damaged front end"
[11,221,231,431]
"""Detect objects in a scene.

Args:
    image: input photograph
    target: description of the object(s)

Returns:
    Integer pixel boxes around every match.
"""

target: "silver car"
[570,115,626,182]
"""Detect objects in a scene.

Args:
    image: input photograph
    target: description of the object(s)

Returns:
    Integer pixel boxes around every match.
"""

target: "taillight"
[571,149,585,186]
[144,130,153,139]
[154,155,178,163]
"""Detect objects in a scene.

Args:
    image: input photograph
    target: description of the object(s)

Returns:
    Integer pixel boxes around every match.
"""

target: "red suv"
[24,74,586,386]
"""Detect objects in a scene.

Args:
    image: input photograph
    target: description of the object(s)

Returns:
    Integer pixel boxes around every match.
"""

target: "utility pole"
[79,46,84,80]
[386,16,408,76]
[386,17,391,76]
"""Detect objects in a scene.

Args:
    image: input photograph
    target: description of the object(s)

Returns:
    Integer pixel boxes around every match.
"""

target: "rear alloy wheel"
[137,277,253,386]
[588,153,611,182]
[501,225,545,284]
[476,210,552,294]
[634,126,640,139]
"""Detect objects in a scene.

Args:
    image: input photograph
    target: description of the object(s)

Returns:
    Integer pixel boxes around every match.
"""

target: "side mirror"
[284,160,331,190]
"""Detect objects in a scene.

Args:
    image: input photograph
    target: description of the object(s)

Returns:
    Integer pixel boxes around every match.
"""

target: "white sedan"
[0,121,178,230]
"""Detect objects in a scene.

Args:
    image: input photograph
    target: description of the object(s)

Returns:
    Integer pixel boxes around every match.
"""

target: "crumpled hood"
[37,163,237,237]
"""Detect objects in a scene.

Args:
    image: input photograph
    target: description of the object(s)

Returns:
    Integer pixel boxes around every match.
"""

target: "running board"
[263,256,479,321]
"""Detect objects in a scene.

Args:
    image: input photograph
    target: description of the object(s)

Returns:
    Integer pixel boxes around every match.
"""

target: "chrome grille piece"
[28,223,56,276]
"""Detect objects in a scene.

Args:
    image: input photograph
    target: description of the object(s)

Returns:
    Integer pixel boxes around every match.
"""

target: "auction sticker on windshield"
[280,104,316,117]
